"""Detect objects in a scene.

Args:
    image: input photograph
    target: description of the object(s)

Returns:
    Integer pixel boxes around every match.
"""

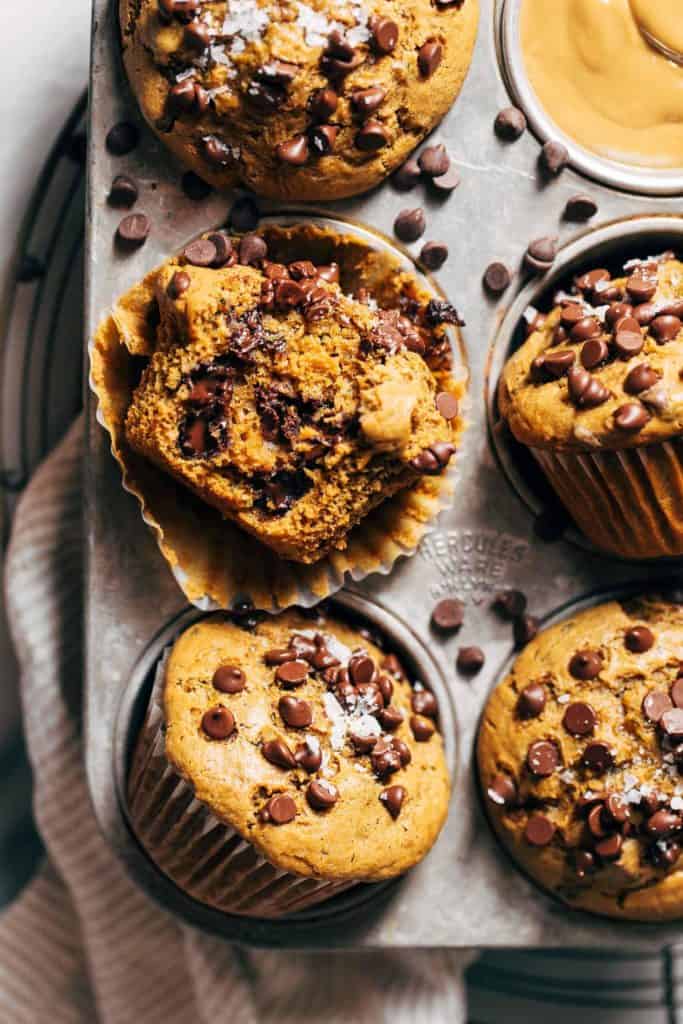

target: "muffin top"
[477,596,683,921]
[499,253,683,452]
[119,0,478,200]
[123,231,461,563]
[161,608,451,880]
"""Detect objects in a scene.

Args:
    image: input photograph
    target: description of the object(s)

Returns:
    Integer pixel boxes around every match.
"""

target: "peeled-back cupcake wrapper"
[127,654,353,918]
[89,242,465,613]
[532,438,683,560]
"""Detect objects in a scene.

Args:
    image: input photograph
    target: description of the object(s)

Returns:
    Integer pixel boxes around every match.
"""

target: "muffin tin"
[86,0,683,946]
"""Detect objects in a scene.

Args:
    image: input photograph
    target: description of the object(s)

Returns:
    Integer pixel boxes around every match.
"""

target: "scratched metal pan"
[85,0,683,947]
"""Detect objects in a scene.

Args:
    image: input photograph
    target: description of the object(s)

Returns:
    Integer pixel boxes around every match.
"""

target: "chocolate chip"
[525,236,557,273]
[527,740,559,776]
[513,614,540,649]
[411,441,456,475]
[578,339,608,371]
[183,238,218,267]
[569,649,602,680]
[392,738,412,768]
[642,690,673,724]
[377,674,394,705]
[429,165,460,194]
[517,682,546,719]
[348,654,376,685]
[456,646,485,674]
[613,319,644,358]
[671,676,683,708]
[278,695,312,728]
[581,741,613,774]
[431,598,464,632]
[262,738,297,769]
[411,689,438,717]
[569,317,601,343]
[276,135,309,165]
[647,810,682,836]
[494,106,527,141]
[184,19,210,51]
[492,590,527,619]
[587,803,610,838]
[634,302,657,326]
[321,30,363,76]
[418,144,450,178]
[540,140,569,175]
[306,780,339,810]
[260,793,297,824]
[650,315,682,343]
[625,624,655,652]
[605,302,633,327]
[159,0,199,22]
[418,39,442,78]
[352,87,386,117]
[594,833,622,860]
[106,121,139,156]
[525,814,555,846]
[563,701,596,736]
[483,262,511,295]
[564,194,598,221]
[614,403,650,432]
[418,240,449,271]
[661,707,683,739]
[378,705,404,731]
[380,784,406,819]
[567,366,609,409]
[308,87,338,121]
[410,714,435,742]
[206,231,233,268]
[239,233,267,266]
[356,120,390,151]
[533,350,576,380]
[108,174,138,208]
[626,274,657,303]
[381,654,406,680]
[370,15,399,53]
[392,158,421,191]
[116,212,150,248]
[213,664,246,693]
[167,270,191,299]
[487,774,517,807]
[309,124,338,155]
[371,737,403,777]
[202,136,233,166]
[294,738,322,772]
[435,392,459,421]
[201,706,235,740]
[276,659,309,686]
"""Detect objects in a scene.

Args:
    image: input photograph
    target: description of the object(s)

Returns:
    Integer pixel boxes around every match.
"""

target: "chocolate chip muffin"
[499,251,683,559]
[128,605,451,917]
[477,595,683,921]
[92,222,463,608]
[119,0,478,200]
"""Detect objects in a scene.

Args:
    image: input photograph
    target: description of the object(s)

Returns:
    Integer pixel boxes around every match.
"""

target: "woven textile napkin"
[0,417,471,1024]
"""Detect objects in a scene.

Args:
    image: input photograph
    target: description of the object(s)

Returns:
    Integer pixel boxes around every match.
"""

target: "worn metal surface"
[86,0,683,947]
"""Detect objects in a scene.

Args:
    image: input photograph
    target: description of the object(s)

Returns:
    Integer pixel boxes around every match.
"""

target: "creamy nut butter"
[520,0,683,169]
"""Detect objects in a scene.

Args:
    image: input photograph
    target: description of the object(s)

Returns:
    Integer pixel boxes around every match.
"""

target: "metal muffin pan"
[86,0,683,947]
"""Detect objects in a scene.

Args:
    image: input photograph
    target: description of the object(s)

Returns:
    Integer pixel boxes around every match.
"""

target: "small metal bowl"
[107,590,458,945]
[499,0,683,197]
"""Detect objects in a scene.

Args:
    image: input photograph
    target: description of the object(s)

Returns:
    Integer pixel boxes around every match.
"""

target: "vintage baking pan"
[85,0,683,946]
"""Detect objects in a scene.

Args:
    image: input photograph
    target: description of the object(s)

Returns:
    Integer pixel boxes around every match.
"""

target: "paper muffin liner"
[127,653,353,918]
[89,223,465,611]
[532,437,683,559]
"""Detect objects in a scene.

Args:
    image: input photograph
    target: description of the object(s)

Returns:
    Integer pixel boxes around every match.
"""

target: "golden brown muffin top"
[162,608,450,880]
[499,254,683,452]
[477,596,683,921]
[119,0,478,199]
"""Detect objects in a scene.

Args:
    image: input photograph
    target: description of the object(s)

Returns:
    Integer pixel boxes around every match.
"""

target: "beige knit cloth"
[0,418,471,1024]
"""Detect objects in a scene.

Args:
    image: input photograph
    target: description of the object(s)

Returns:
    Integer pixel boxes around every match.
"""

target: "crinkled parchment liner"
[89,223,466,611]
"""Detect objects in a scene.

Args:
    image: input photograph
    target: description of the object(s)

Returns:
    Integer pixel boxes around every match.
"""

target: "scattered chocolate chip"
[492,590,527,619]
[517,682,546,719]
[651,315,682,343]
[116,212,150,248]
[378,705,404,731]
[563,701,596,736]
[487,774,517,807]
[587,803,610,838]
[533,350,576,380]
[661,707,683,739]
[525,236,558,273]
[108,174,138,208]
[625,624,655,652]
[594,833,622,860]
[419,240,449,271]
[569,317,601,343]
[321,30,363,77]
[513,614,540,649]
[212,664,246,693]
[626,274,657,304]
[410,714,435,742]
[435,391,459,420]
[260,793,297,824]
[276,135,309,166]
[239,233,267,266]
[411,689,438,717]
[355,120,390,151]
[370,15,399,53]
[306,780,339,810]
[278,695,313,728]
[456,646,485,674]
[527,739,559,776]
[411,440,456,474]
[380,784,406,819]
[106,121,139,156]
[671,676,683,708]
[351,86,387,117]
[201,705,235,740]
[494,106,527,141]
[647,810,683,836]
[563,194,598,221]
[392,157,422,191]
[605,302,633,326]
[377,674,394,705]
[206,231,233,267]
[418,144,450,178]
[308,87,338,122]
[483,262,511,295]
[431,598,464,632]
[393,738,412,767]
[569,649,602,680]
[418,39,442,78]
[371,737,403,777]
[262,738,297,769]
[643,690,673,724]
[579,339,608,371]
[540,140,569,175]
[613,319,644,358]
[183,238,218,267]
[294,738,322,772]
[309,124,338,155]
[525,814,555,846]
[184,19,211,51]
[634,302,657,326]
[276,659,309,686]
[348,654,376,685]
[429,165,460,194]
[581,741,613,774]
[567,366,609,409]
[614,403,650,432]
[167,270,191,299]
